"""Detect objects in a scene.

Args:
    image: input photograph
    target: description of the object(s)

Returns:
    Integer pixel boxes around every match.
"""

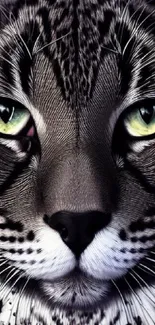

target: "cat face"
[0,0,155,309]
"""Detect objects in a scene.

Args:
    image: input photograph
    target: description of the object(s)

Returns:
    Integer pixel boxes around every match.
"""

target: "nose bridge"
[42,151,103,214]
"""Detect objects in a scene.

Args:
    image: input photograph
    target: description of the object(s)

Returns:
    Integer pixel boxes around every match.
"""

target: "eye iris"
[139,106,154,124]
[0,105,14,124]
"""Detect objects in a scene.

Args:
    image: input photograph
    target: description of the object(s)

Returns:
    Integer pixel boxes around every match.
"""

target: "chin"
[41,271,110,310]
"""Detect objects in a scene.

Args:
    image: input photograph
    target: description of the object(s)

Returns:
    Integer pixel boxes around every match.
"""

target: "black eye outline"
[119,99,155,141]
[0,98,41,156]
[0,97,35,140]
[112,99,155,160]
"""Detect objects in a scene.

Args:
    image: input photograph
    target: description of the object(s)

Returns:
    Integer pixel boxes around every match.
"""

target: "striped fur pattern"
[0,0,155,324]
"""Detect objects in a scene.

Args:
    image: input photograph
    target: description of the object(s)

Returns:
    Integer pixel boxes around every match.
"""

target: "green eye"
[0,100,30,135]
[124,105,155,137]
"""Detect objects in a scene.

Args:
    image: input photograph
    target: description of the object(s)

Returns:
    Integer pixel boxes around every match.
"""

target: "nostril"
[44,216,69,241]
[56,224,68,241]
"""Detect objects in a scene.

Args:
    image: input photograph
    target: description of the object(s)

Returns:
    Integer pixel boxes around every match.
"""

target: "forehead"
[0,0,155,121]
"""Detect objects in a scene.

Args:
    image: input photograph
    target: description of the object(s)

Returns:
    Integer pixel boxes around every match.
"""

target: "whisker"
[145,257,155,263]
[15,276,30,323]
[111,279,130,323]
[139,263,155,276]
[124,276,150,324]
[34,31,71,55]
[14,21,32,60]
[130,269,155,304]
[1,268,20,292]
[2,270,26,303]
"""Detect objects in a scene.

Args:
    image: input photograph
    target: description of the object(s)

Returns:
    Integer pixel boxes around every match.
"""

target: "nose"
[44,211,111,257]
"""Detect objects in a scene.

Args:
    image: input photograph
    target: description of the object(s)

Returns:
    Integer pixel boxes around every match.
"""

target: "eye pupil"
[139,106,154,124]
[0,106,14,124]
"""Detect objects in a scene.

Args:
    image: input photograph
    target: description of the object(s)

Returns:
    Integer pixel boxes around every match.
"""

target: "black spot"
[119,229,127,241]
[56,319,63,325]
[129,219,155,233]
[134,316,142,325]
[131,237,138,243]
[17,249,24,255]
[18,237,24,243]
[124,259,129,263]
[98,10,114,39]
[110,310,120,325]
[120,248,126,253]
[71,292,77,304]
[0,219,24,232]
[139,236,148,243]
[9,236,16,243]
[9,249,16,254]
[40,259,45,264]
[139,248,146,253]
[27,248,33,254]
[27,231,35,241]
[0,236,7,242]
[130,248,137,254]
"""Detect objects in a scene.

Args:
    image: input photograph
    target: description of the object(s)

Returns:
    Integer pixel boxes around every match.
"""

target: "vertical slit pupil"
[139,106,154,125]
[0,105,14,124]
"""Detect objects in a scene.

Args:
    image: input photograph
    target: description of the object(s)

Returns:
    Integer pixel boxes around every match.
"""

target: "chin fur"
[41,273,110,309]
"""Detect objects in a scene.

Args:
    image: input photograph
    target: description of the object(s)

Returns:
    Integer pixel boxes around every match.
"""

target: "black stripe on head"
[115,22,134,97]
[137,45,154,91]
[36,6,67,99]
[99,10,114,41]
[18,21,40,96]
[36,7,52,58]
[1,43,16,90]
[12,0,39,19]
